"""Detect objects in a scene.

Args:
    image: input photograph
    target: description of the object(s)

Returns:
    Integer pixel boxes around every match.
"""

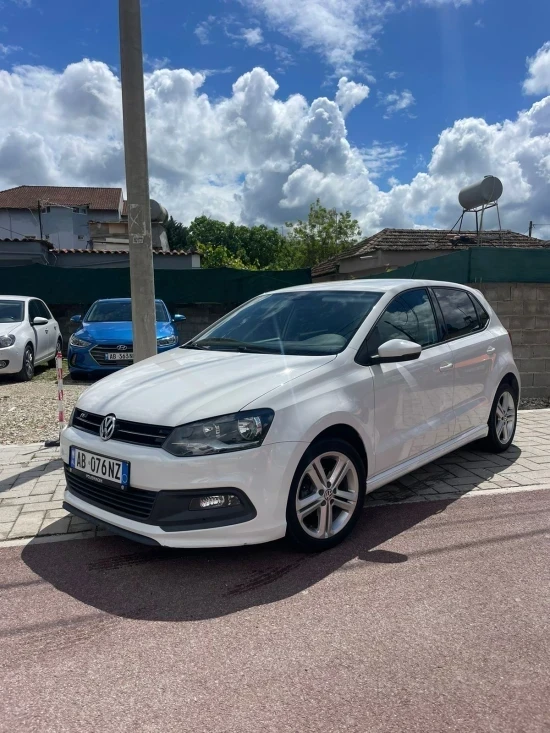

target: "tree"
[195,242,251,269]
[285,199,362,268]
[166,216,189,251]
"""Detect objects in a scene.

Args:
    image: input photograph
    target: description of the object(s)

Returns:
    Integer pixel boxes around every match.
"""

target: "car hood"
[77,347,336,426]
[0,322,23,338]
[77,321,173,343]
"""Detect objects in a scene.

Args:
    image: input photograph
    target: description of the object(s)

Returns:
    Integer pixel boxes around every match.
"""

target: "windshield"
[85,301,169,323]
[0,300,24,323]
[188,290,381,356]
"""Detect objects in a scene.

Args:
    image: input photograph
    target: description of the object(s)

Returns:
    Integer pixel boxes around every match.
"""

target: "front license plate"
[69,446,130,489]
[106,352,133,361]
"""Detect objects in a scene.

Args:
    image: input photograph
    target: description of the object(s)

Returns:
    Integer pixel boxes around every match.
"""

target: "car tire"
[48,338,62,368]
[286,438,366,552]
[482,382,518,453]
[17,344,34,382]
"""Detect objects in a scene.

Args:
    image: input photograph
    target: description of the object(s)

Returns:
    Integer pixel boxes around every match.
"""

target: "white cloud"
[523,41,550,96]
[385,70,403,79]
[335,77,370,116]
[238,1,479,72]
[362,142,406,178]
[240,27,264,46]
[474,18,484,28]
[239,0,387,73]
[194,17,216,45]
[0,43,22,56]
[0,59,548,238]
[380,89,415,117]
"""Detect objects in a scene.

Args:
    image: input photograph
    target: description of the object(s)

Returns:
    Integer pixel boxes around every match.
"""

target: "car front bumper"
[60,426,306,548]
[68,343,177,373]
[0,342,24,374]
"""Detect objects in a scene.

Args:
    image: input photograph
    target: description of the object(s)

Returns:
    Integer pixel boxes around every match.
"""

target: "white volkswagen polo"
[61,280,519,551]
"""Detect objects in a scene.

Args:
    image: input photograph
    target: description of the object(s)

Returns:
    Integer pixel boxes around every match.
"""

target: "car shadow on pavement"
[21,442,524,622]
[22,497,464,622]
[0,455,63,496]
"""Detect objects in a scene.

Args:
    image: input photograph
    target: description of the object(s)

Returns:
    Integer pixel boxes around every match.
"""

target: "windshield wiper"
[183,337,281,354]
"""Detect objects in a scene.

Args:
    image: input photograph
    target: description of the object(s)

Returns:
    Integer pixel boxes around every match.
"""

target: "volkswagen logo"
[99,414,116,441]
[117,345,128,351]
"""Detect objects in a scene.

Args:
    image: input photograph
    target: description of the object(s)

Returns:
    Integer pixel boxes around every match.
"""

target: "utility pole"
[119,0,157,362]
[528,221,533,238]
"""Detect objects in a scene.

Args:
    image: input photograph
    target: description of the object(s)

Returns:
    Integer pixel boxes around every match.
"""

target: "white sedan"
[61,279,520,551]
[0,296,62,381]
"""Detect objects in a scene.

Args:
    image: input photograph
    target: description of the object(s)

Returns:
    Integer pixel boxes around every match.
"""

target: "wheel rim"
[296,451,359,540]
[495,390,516,444]
[24,348,33,378]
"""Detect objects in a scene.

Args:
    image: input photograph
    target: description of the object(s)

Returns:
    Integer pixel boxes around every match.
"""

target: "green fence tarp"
[366,247,550,283]
[0,265,311,305]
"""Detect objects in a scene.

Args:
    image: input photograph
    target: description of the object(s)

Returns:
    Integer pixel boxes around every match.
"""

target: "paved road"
[1,490,548,733]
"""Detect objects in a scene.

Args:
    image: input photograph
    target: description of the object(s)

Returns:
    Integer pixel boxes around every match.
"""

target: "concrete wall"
[476,282,550,398]
[0,210,40,240]
[52,252,197,269]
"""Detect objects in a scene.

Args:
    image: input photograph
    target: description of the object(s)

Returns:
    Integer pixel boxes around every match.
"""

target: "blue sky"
[1,0,550,236]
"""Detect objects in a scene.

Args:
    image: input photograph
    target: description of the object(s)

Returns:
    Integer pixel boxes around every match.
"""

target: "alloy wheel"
[295,451,360,539]
[495,390,516,444]
[24,348,34,379]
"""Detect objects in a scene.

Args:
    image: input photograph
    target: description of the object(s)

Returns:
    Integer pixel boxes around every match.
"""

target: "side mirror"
[70,315,82,323]
[32,316,49,326]
[173,314,186,322]
[377,339,422,363]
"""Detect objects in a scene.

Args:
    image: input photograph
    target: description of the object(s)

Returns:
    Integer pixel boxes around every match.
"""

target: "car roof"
[0,295,39,302]
[93,298,166,304]
[271,279,479,296]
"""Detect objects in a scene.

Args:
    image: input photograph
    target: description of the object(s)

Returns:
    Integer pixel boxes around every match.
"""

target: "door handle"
[439,362,453,371]
[486,346,496,355]
[45,329,49,334]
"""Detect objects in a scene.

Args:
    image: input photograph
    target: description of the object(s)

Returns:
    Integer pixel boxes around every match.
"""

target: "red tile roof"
[312,228,548,276]
[0,186,123,211]
[53,248,195,256]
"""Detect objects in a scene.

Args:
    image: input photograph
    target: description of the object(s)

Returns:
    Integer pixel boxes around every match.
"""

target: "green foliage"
[166,200,361,270]
[166,216,189,251]
[196,243,251,270]
[285,199,362,268]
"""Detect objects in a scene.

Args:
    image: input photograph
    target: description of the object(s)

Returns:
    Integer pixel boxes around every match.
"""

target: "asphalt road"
[1,491,549,733]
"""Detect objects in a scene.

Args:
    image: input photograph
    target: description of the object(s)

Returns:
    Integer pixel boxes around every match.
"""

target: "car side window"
[37,301,52,320]
[433,288,481,339]
[471,295,490,328]
[28,300,41,323]
[366,288,439,357]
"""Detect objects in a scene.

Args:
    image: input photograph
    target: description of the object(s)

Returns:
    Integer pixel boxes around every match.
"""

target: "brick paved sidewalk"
[1,410,549,543]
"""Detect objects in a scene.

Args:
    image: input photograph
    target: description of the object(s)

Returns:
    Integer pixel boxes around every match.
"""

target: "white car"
[0,296,62,381]
[61,279,519,551]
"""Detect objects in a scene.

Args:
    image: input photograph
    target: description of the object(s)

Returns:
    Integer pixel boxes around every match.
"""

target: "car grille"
[90,344,134,366]
[65,469,156,520]
[72,408,172,448]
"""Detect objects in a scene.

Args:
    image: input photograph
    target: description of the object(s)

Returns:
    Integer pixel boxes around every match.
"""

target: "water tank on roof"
[458,176,503,211]
[150,199,169,224]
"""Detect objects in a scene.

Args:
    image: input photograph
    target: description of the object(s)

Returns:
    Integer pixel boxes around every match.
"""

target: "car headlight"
[157,335,177,347]
[0,335,15,347]
[163,409,275,457]
[69,335,92,348]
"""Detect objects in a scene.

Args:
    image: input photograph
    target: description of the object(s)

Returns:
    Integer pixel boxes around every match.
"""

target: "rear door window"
[433,288,481,339]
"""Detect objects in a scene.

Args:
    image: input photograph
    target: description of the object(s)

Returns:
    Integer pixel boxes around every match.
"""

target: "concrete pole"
[119,0,157,362]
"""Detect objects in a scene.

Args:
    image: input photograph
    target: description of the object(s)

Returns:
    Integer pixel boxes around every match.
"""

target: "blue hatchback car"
[67,298,185,379]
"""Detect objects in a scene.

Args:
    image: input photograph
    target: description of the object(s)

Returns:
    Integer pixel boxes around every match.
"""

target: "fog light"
[0,360,8,369]
[189,494,242,510]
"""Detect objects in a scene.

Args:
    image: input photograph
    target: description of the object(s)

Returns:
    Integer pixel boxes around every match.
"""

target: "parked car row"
[0,296,184,381]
